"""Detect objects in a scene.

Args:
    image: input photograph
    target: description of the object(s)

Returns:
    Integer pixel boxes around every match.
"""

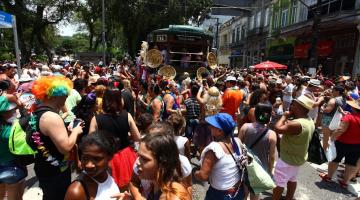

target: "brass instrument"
[145,49,163,68]
[158,65,176,80]
[207,52,217,70]
[197,67,210,80]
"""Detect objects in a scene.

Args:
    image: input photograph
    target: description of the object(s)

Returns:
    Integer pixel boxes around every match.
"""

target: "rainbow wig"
[31,76,73,101]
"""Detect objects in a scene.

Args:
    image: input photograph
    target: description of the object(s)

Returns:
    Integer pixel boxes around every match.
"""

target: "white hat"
[225,76,236,82]
[308,79,321,88]
[18,74,34,83]
[9,63,17,67]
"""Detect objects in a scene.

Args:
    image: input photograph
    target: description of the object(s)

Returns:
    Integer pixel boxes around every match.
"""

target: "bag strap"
[249,128,268,149]
[223,142,242,171]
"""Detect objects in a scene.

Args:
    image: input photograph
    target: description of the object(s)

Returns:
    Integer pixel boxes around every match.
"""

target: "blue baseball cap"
[205,113,236,136]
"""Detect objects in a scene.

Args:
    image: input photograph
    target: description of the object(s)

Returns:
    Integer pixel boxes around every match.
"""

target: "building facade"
[216,0,272,68]
[269,0,360,76]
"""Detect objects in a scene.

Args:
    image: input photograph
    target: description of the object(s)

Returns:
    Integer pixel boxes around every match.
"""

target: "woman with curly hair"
[31,76,84,200]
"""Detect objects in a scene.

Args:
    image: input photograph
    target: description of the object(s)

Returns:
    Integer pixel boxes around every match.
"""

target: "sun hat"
[308,79,321,88]
[347,99,360,110]
[88,74,100,86]
[205,113,236,136]
[18,74,34,83]
[225,76,236,82]
[293,95,314,110]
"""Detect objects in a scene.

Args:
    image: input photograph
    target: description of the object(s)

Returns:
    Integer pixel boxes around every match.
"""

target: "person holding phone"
[31,76,84,200]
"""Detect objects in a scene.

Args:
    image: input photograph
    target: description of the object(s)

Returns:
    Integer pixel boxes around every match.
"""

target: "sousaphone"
[158,65,176,80]
[207,52,217,70]
[197,67,210,80]
[145,49,163,68]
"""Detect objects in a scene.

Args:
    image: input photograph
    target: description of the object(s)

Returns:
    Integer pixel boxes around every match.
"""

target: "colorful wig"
[31,76,73,101]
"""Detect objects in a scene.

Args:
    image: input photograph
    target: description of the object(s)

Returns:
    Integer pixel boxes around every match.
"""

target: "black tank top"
[95,111,130,150]
[34,106,69,178]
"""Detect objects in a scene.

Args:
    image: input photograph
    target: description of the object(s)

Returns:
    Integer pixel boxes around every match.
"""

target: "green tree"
[108,0,212,57]
[1,0,79,63]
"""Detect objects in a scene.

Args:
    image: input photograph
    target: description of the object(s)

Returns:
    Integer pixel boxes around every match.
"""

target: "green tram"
[147,25,213,73]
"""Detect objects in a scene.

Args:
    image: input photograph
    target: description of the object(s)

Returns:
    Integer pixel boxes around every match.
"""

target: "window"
[236,27,240,42]
[250,15,255,30]
[157,35,167,42]
[223,34,228,46]
[274,12,279,29]
[305,0,317,6]
[281,8,288,27]
[291,1,298,23]
[241,25,246,40]
[256,11,261,27]
[299,3,308,21]
[264,7,270,26]
[232,29,236,43]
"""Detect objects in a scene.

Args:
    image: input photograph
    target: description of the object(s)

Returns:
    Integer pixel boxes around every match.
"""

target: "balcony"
[307,0,356,20]
[230,40,245,48]
[220,45,230,51]
[247,27,263,36]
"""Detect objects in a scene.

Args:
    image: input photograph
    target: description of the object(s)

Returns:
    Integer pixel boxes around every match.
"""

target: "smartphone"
[72,118,81,128]
[202,80,207,86]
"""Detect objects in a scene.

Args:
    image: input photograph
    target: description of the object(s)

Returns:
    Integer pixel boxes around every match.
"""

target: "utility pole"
[298,0,322,71]
[215,17,219,56]
[308,0,322,70]
[102,0,106,66]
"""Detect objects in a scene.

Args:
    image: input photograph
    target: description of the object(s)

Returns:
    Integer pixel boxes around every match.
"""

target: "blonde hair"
[204,88,222,116]
[122,79,131,89]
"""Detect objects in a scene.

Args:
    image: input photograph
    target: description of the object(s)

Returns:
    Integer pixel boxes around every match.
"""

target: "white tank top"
[91,174,120,200]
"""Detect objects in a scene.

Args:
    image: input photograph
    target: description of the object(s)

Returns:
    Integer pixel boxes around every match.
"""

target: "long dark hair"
[102,84,123,115]
[141,133,188,199]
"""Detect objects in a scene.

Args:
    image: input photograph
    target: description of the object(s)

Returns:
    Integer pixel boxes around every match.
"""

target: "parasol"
[253,61,287,70]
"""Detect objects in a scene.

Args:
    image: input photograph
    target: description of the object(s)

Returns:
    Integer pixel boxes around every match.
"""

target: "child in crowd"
[65,131,124,200]
[167,113,191,160]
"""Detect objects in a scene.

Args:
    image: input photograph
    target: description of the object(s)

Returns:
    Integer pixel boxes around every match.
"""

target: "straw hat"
[294,95,314,110]
[347,99,360,110]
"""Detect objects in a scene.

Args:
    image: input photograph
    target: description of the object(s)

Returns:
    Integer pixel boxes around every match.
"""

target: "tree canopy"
[0,0,212,63]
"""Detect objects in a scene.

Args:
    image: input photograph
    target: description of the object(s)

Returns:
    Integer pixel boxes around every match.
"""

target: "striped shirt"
[184,97,200,119]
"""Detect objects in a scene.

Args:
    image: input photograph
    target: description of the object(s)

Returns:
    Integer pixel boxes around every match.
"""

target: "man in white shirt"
[283,76,294,111]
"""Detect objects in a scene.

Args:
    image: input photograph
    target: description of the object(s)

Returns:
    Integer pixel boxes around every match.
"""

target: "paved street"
[22,159,360,200]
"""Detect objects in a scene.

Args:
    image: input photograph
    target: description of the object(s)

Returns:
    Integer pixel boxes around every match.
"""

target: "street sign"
[0,10,21,76]
[0,10,13,28]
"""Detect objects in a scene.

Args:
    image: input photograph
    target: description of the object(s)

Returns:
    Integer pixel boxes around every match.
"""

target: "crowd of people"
[0,58,360,200]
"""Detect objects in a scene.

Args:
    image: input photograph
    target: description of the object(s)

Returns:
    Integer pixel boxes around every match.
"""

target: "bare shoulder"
[65,181,86,200]
[268,130,277,141]
[40,111,62,122]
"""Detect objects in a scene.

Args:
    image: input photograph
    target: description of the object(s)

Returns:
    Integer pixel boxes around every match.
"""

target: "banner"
[0,11,13,28]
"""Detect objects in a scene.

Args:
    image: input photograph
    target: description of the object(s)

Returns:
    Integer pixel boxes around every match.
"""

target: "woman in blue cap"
[194,113,245,200]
